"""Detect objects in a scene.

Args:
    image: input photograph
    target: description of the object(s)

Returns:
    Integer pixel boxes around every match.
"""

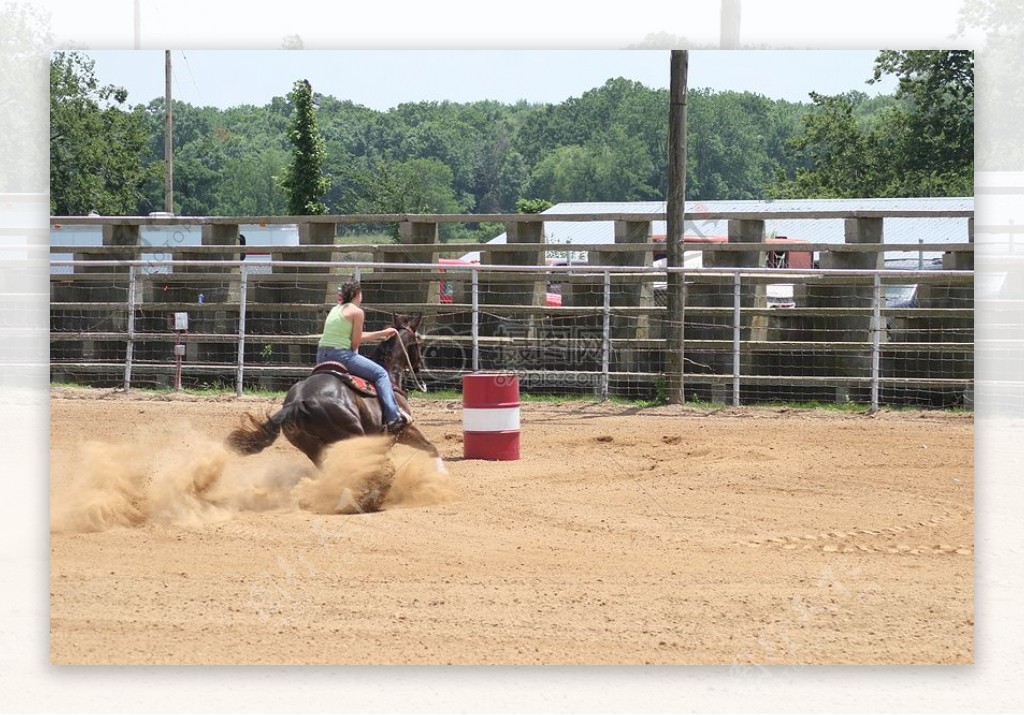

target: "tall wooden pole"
[133,0,141,49]
[666,50,688,404]
[164,50,173,213]
[720,0,742,49]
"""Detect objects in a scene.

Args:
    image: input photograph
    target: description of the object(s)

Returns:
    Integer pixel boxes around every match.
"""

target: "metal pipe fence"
[50,259,974,409]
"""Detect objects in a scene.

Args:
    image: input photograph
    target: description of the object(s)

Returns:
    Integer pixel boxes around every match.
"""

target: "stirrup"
[385,415,408,435]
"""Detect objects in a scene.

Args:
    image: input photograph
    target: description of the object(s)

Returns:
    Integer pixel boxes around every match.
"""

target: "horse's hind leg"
[281,426,326,467]
[355,457,396,513]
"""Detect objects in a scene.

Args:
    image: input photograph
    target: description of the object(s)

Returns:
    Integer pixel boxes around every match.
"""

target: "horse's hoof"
[356,487,385,513]
[335,488,362,515]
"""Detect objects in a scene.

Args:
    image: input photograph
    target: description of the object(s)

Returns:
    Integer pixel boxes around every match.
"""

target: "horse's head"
[378,313,428,392]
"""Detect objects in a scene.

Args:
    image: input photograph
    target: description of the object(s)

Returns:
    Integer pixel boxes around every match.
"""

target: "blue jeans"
[316,346,401,423]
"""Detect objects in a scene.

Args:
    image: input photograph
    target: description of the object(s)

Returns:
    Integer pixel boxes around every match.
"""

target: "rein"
[391,327,428,393]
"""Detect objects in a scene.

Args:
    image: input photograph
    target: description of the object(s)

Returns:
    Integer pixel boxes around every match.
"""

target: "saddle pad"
[310,361,377,397]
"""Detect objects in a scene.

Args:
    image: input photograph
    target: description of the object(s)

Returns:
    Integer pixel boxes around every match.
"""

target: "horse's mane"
[369,313,422,370]
[369,334,399,367]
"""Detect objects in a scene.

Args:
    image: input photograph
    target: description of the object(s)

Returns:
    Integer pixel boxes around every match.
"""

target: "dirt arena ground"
[49,388,973,665]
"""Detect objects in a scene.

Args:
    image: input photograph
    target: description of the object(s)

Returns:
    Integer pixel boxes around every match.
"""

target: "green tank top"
[319,303,354,349]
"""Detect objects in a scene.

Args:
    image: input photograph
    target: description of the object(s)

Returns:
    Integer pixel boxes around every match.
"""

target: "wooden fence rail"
[49,258,974,410]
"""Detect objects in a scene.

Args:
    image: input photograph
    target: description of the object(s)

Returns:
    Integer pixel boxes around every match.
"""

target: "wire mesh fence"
[50,258,974,409]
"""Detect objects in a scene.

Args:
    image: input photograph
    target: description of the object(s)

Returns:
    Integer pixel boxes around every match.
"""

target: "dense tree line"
[772,51,974,198]
[50,51,974,239]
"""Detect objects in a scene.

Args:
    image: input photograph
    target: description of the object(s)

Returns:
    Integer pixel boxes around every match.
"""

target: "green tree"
[774,52,973,198]
[351,157,466,240]
[172,133,230,215]
[62,64,945,217]
[2,2,52,192]
[687,90,782,200]
[213,148,289,215]
[526,134,656,203]
[870,50,974,193]
[476,141,529,213]
[616,87,669,197]
[957,1,1023,167]
[516,198,553,213]
[544,78,668,199]
[398,158,464,214]
[772,92,881,198]
[281,79,330,215]
[50,52,150,215]
[527,145,592,201]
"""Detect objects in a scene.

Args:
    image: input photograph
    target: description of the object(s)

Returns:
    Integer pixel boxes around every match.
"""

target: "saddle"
[310,361,377,397]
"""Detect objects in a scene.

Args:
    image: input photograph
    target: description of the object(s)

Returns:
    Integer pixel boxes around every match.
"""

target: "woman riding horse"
[226,306,447,496]
[317,280,411,434]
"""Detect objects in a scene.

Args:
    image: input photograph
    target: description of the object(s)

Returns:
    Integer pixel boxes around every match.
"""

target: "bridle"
[393,326,428,393]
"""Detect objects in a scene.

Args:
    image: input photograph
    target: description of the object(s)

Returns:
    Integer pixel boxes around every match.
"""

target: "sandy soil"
[49,388,973,665]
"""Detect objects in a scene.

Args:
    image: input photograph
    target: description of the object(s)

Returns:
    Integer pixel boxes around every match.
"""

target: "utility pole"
[164,50,174,213]
[720,0,742,49]
[666,50,688,404]
[133,0,140,49]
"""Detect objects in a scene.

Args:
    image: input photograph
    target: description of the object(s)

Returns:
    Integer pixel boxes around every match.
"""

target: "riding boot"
[384,413,408,434]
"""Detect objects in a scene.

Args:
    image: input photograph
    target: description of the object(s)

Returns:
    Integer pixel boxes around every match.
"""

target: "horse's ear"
[391,312,401,327]
[408,314,423,331]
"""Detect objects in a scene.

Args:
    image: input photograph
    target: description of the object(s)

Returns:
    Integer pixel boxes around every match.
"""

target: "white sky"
[42,0,972,49]
[80,49,901,110]
[39,0,975,111]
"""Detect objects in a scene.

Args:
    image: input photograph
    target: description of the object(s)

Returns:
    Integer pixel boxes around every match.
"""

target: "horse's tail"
[226,405,298,455]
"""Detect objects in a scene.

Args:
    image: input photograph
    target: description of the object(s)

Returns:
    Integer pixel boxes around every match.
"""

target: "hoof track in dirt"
[738,511,973,556]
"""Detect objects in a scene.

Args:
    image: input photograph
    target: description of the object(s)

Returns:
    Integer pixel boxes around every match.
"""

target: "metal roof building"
[467,197,973,265]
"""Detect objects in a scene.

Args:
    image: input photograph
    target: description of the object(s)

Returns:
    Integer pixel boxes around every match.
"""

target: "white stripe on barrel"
[462,372,520,461]
[462,407,520,433]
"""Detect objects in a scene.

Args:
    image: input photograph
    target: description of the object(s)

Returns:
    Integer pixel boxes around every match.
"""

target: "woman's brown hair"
[338,280,361,304]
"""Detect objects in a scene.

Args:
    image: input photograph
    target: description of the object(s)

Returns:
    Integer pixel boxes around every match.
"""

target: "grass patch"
[50,381,288,399]
[677,398,868,412]
[190,382,288,399]
[334,233,392,246]
[51,381,970,413]
[412,389,686,409]
[408,389,615,405]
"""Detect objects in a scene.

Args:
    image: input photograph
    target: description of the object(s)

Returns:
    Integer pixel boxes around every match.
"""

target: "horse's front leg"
[394,424,448,474]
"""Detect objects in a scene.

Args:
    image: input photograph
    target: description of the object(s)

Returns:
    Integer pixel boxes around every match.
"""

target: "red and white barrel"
[462,372,520,460]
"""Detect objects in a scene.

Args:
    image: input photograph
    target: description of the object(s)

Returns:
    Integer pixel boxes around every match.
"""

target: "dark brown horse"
[226,313,445,510]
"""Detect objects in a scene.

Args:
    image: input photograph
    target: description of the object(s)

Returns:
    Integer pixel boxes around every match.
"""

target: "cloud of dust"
[145,444,235,528]
[50,431,309,534]
[387,445,458,509]
[295,436,457,514]
[49,442,149,533]
[52,431,455,532]
[294,436,394,514]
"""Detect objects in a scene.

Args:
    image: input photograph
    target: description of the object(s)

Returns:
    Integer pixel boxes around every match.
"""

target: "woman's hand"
[366,326,399,342]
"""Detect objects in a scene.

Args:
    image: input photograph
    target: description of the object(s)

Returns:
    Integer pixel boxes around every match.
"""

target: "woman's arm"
[362,326,399,343]
[347,306,396,350]
[348,308,366,350]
